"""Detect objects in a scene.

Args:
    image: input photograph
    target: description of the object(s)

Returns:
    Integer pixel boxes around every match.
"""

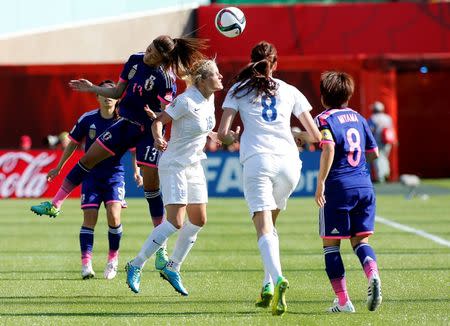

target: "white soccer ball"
[215,7,246,38]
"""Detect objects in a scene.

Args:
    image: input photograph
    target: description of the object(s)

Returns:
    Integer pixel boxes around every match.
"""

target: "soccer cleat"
[255,282,274,308]
[125,261,142,293]
[367,273,382,311]
[271,276,289,316]
[160,266,188,296]
[103,259,118,280]
[81,262,95,279]
[30,201,60,218]
[327,298,355,313]
[155,247,169,271]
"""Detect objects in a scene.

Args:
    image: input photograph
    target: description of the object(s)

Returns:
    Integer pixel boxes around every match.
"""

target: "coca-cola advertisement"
[0,150,82,198]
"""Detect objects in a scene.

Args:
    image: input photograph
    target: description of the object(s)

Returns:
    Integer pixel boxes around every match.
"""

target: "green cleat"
[155,246,169,271]
[271,276,289,316]
[30,201,60,218]
[255,282,274,308]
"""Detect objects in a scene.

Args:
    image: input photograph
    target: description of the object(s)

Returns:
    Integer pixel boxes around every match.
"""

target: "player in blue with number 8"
[313,71,382,313]
[218,41,321,316]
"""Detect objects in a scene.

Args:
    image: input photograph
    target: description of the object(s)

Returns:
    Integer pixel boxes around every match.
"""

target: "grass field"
[1,183,449,325]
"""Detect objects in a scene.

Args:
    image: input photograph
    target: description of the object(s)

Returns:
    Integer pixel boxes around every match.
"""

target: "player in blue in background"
[313,71,382,313]
[31,35,208,272]
[44,80,141,280]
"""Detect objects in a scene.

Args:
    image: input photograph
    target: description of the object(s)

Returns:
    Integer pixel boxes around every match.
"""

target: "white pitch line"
[376,216,450,248]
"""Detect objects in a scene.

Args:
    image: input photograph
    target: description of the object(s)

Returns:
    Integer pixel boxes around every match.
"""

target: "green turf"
[1,193,449,325]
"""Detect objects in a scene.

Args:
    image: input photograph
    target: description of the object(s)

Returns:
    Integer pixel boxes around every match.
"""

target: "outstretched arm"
[68,79,127,99]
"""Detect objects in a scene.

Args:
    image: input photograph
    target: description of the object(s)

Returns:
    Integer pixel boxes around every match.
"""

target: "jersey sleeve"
[155,69,176,106]
[362,117,378,151]
[119,54,139,83]
[68,116,87,144]
[292,86,312,117]
[222,84,239,112]
[165,95,188,120]
[314,114,335,148]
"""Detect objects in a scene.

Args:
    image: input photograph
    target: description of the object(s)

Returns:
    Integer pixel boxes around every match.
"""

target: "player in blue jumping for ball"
[311,71,382,313]
[31,35,208,276]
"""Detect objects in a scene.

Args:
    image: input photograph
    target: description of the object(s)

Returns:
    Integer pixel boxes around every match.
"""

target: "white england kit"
[222,78,312,213]
[158,86,215,204]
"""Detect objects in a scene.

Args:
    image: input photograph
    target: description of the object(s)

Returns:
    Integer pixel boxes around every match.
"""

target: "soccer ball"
[215,7,246,38]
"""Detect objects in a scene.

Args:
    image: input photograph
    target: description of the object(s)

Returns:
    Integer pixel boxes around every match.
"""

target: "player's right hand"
[315,181,326,207]
[47,168,60,182]
[134,172,143,187]
[68,79,93,92]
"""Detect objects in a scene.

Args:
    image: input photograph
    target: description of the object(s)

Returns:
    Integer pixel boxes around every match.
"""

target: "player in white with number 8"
[218,41,321,316]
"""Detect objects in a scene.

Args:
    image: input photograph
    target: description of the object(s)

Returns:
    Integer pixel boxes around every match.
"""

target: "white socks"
[133,220,177,268]
[258,231,282,283]
[169,221,202,272]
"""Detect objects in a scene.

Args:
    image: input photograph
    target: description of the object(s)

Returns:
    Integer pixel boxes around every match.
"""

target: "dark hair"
[320,71,354,108]
[153,35,208,77]
[98,79,120,120]
[231,41,278,98]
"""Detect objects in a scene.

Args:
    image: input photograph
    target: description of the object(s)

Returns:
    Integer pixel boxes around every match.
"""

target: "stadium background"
[0,0,449,199]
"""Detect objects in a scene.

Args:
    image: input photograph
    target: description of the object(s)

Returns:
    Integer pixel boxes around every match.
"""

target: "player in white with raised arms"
[125,59,229,296]
[218,41,321,316]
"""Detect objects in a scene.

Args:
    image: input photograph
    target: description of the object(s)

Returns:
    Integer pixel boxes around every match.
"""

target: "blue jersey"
[119,53,176,126]
[315,108,378,191]
[69,109,125,179]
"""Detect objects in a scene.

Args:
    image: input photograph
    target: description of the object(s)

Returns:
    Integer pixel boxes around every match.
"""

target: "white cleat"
[327,298,356,313]
[81,262,95,280]
[103,259,118,280]
[367,273,382,311]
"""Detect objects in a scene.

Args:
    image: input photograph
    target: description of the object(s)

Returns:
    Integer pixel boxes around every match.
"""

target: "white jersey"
[159,86,216,167]
[222,78,312,163]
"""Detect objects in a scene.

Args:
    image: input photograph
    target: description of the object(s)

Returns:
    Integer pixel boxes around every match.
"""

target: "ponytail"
[231,41,278,98]
[153,35,208,77]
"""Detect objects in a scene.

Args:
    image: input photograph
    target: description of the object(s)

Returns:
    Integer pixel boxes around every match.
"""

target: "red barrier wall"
[199,3,450,57]
[397,70,450,178]
[197,2,450,178]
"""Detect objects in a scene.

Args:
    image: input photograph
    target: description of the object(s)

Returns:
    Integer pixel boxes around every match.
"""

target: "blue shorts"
[319,187,376,239]
[96,118,161,168]
[81,176,127,210]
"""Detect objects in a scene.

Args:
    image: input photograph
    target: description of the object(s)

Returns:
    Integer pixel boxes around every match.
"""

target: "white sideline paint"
[376,216,450,248]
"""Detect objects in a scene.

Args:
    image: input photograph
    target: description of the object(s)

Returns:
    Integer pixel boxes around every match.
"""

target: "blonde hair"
[188,59,217,86]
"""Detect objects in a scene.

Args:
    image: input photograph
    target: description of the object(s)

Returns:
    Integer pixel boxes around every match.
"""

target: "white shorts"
[242,153,301,215]
[158,161,208,205]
